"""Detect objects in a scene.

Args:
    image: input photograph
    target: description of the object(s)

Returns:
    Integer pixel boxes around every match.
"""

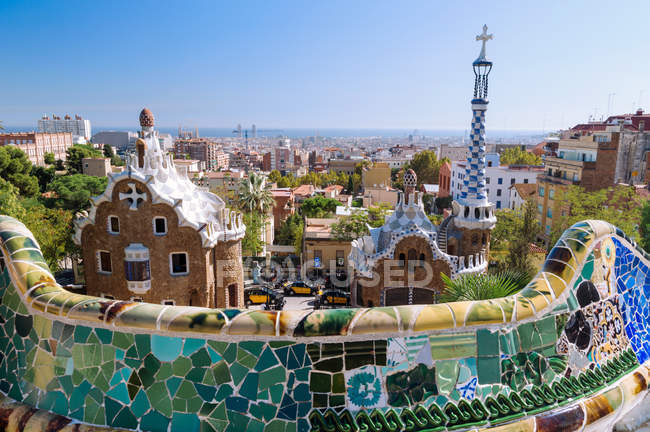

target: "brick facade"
[355,236,451,307]
[80,178,243,307]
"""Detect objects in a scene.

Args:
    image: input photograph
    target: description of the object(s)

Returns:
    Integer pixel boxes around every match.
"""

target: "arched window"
[474,208,480,218]
[482,233,487,245]
[398,253,406,267]
[419,253,425,268]
[464,207,470,218]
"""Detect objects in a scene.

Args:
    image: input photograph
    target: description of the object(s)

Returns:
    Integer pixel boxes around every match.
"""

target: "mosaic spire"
[452,25,496,230]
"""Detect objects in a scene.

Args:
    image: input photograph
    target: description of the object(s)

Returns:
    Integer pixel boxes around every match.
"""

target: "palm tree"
[440,269,532,302]
[239,172,274,214]
[239,172,274,255]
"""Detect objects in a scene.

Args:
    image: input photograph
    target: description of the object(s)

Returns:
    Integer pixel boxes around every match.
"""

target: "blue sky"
[1,1,649,130]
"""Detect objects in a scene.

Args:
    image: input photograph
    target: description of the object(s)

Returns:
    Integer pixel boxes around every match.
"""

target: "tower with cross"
[448,25,497,259]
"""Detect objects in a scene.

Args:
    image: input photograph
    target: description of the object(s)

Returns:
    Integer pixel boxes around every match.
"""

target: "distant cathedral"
[74,109,246,307]
[349,26,497,306]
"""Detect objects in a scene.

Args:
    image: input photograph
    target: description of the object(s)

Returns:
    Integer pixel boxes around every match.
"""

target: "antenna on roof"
[607,93,616,117]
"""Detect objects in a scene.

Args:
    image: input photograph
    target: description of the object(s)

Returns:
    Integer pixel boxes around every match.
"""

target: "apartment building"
[450,154,542,210]
[38,114,91,140]
[174,138,228,171]
[0,132,73,166]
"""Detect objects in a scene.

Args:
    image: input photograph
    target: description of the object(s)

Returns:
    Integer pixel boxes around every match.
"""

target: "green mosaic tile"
[477,328,499,357]
[255,347,279,372]
[429,332,477,359]
[309,372,330,393]
[172,357,192,377]
[211,361,231,385]
[435,360,459,394]
[230,362,249,385]
[259,366,285,391]
[240,372,259,400]
[477,356,500,384]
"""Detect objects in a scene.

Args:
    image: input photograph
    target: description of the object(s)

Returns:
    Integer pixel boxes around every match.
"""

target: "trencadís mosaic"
[0,216,649,431]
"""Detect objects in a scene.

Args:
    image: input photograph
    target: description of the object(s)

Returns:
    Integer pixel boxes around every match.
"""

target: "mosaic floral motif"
[344,366,384,409]
[1,216,650,432]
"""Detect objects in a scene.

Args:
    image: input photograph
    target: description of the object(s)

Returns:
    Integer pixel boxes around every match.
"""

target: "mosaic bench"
[0,215,649,432]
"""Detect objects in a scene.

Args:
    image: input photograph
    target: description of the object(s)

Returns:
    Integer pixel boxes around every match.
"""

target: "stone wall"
[213,239,244,308]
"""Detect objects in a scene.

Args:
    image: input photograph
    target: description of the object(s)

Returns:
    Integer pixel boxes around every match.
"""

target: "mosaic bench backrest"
[0,215,648,432]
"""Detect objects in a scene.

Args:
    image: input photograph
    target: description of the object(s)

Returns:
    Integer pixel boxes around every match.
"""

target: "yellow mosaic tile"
[542,271,568,298]
[277,310,309,336]
[166,307,226,334]
[112,303,163,329]
[349,307,399,334]
[513,294,536,321]
[412,304,455,331]
[464,300,505,326]
[490,296,515,322]
[518,287,551,314]
[228,310,278,336]
[395,305,418,331]
[527,277,555,302]
[619,369,648,404]
[485,416,535,431]
[445,300,475,327]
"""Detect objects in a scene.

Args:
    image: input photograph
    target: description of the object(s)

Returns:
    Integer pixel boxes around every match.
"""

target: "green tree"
[506,199,542,274]
[44,152,56,165]
[550,185,642,246]
[275,213,304,248]
[31,165,56,192]
[354,160,371,176]
[49,174,108,212]
[65,144,102,174]
[435,196,453,213]
[491,208,519,251]
[0,180,75,272]
[331,212,370,241]
[241,212,264,256]
[335,171,349,188]
[103,144,114,159]
[300,195,340,218]
[277,173,298,188]
[0,146,39,197]
[55,159,65,170]
[268,170,282,184]
[406,150,449,185]
[346,175,354,194]
[500,147,542,166]
[367,202,392,228]
[640,200,650,252]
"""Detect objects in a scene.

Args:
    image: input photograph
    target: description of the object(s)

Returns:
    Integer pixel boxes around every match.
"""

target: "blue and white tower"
[452,25,497,231]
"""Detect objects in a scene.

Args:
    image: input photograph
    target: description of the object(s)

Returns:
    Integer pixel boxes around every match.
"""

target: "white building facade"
[38,115,92,141]
[450,157,543,210]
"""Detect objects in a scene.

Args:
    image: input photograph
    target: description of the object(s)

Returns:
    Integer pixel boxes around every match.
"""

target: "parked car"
[244,285,285,308]
[314,289,350,308]
[282,280,315,296]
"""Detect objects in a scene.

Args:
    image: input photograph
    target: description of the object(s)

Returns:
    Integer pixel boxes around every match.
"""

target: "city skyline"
[2,1,649,130]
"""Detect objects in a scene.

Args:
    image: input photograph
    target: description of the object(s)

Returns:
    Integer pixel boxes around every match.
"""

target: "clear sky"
[1,0,649,131]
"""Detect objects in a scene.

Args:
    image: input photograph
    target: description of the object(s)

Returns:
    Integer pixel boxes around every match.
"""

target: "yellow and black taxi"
[282,280,315,296]
[244,285,285,308]
[314,289,350,308]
